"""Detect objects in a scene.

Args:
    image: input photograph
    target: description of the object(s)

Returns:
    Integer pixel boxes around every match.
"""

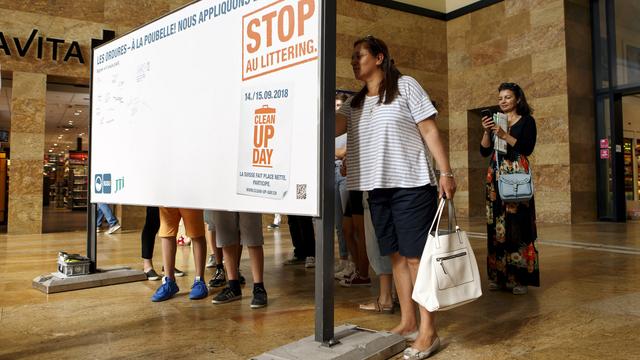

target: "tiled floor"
[0,220,638,359]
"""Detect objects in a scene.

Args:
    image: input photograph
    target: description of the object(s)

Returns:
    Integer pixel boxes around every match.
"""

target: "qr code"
[296,184,307,199]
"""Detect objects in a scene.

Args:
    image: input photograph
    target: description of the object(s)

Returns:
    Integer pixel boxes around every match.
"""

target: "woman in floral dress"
[480,82,539,295]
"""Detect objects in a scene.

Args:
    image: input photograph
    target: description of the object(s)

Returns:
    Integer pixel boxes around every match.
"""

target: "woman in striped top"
[336,36,456,359]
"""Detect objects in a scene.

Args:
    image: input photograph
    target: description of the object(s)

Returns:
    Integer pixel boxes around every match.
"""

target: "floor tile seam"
[467,233,640,254]
[538,239,640,252]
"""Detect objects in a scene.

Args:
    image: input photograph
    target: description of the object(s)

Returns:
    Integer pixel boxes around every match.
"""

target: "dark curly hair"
[498,82,533,116]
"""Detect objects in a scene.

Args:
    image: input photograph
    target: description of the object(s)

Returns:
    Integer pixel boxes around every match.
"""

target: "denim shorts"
[367,185,438,258]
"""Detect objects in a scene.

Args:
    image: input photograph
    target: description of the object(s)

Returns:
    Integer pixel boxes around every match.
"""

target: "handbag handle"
[427,197,462,250]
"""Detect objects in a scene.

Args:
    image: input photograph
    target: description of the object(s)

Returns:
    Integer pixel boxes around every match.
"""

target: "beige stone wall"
[336,0,449,146]
[8,72,46,234]
[565,0,597,222]
[447,0,581,223]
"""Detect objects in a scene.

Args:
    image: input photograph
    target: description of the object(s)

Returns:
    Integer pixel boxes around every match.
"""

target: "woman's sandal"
[403,337,441,360]
[358,297,394,314]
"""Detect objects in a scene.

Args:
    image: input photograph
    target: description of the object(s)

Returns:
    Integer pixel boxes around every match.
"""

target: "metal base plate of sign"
[253,324,405,360]
[32,267,146,294]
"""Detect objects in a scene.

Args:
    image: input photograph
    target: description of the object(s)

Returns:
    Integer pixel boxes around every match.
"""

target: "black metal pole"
[315,0,337,345]
[87,46,97,273]
[86,32,115,273]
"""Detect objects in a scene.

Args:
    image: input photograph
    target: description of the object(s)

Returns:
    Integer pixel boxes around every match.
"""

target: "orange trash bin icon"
[253,105,276,167]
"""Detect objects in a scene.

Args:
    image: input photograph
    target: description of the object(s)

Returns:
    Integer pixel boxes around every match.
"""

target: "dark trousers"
[287,215,315,258]
[141,207,160,260]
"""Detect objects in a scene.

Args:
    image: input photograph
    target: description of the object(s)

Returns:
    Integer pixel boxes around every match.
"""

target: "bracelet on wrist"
[440,172,454,178]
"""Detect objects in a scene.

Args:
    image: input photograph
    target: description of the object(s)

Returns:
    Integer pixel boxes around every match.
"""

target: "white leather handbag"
[412,198,482,312]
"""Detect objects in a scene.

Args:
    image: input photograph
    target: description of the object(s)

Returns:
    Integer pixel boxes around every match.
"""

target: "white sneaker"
[512,285,528,295]
[335,261,355,280]
[206,254,216,268]
[305,256,315,268]
[107,223,121,234]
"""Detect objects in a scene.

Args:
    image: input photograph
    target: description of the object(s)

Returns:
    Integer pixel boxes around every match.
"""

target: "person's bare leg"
[378,273,393,306]
[247,246,264,283]
[191,236,206,278]
[143,258,154,272]
[205,229,224,264]
[389,252,418,335]
[343,217,358,265]
[214,241,223,264]
[352,214,369,278]
[161,236,177,279]
[223,244,240,280]
[205,229,215,256]
[407,257,437,350]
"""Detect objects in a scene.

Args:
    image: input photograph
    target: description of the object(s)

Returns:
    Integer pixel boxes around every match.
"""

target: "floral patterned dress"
[481,115,539,287]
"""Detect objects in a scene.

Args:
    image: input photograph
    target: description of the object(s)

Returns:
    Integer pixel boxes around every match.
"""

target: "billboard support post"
[315,0,337,346]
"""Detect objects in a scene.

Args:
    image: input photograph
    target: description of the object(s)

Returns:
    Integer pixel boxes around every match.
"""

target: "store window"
[0,78,8,230]
[615,0,640,88]
[622,95,640,220]
[42,85,90,233]
[595,0,609,89]
[592,0,640,221]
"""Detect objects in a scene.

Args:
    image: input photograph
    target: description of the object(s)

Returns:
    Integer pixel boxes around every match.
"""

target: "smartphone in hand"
[480,109,492,118]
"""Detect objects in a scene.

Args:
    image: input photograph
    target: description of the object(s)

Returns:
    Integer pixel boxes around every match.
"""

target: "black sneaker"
[145,268,160,281]
[161,266,185,277]
[208,268,226,288]
[212,287,242,304]
[251,287,268,309]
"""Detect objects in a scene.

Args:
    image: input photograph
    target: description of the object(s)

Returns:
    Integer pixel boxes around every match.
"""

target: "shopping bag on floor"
[412,198,482,311]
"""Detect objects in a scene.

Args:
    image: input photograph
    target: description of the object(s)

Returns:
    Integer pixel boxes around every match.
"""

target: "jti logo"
[115,177,125,193]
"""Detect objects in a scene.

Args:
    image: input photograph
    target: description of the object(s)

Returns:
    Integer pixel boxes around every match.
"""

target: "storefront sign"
[600,149,610,159]
[599,138,609,149]
[0,29,113,65]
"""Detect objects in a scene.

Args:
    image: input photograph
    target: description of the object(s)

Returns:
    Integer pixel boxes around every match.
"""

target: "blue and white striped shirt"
[338,76,438,191]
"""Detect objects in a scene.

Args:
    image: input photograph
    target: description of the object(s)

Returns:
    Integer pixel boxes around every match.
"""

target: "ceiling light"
[48,149,53,153]
[74,113,80,116]
[79,133,84,136]
[64,129,69,131]
[54,143,58,146]
[77,110,82,113]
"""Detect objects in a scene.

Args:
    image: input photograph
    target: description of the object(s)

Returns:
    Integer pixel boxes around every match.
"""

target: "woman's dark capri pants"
[367,185,438,258]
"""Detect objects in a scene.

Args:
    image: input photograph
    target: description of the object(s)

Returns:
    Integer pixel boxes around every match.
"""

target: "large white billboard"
[91,0,321,216]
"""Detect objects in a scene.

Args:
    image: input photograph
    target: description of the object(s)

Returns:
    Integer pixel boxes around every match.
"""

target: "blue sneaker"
[189,277,209,300]
[151,276,179,302]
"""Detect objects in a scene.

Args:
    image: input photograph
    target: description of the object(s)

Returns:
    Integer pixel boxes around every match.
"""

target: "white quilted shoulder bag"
[412,198,482,311]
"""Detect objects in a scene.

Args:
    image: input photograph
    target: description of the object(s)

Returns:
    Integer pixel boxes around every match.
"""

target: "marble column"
[8,72,47,234]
